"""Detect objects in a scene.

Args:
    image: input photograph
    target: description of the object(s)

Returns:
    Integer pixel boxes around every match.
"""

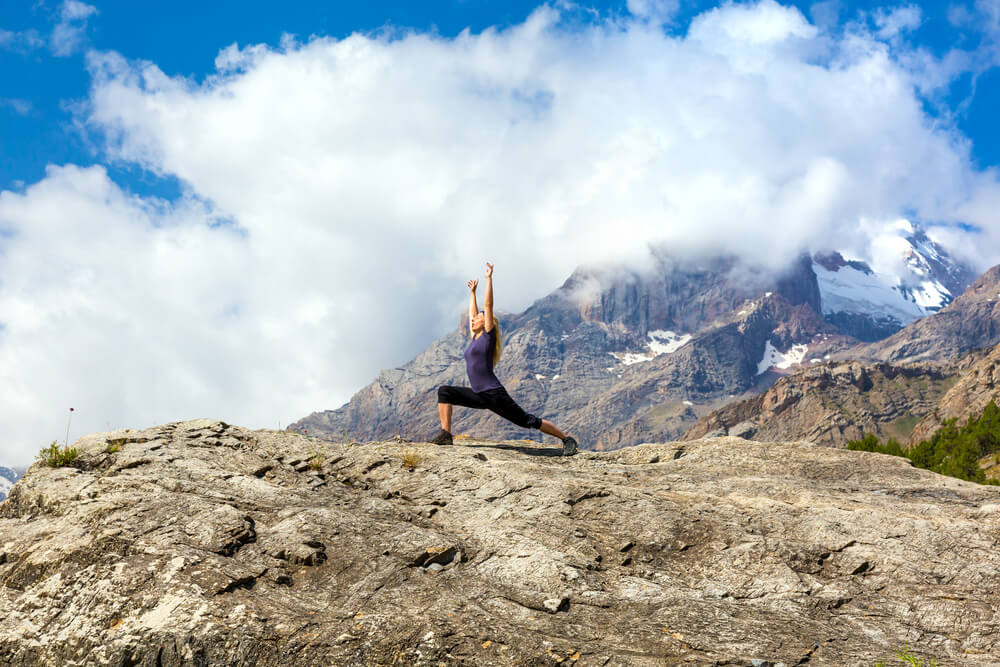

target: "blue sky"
[3,1,1000,198]
[2,0,1000,464]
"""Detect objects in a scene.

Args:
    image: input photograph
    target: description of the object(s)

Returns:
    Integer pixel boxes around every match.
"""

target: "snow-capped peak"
[813,220,975,336]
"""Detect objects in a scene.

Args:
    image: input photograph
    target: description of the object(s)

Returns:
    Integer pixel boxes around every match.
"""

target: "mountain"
[293,229,976,450]
[681,267,1000,448]
[860,265,1000,364]
[680,359,960,446]
[0,467,21,502]
[908,342,1000,444]
[2,420,999,665]
[292,253,857,449]
[811,224,976,341]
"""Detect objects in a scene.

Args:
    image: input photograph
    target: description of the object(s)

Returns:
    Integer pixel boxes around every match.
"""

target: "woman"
[430,262,578,456]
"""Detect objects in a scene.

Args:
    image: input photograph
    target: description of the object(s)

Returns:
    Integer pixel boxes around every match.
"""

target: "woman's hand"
[485,262,494,279]
[468,279,478,292]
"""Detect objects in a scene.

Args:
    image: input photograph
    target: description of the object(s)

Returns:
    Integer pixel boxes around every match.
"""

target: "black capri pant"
[437,385,542,430]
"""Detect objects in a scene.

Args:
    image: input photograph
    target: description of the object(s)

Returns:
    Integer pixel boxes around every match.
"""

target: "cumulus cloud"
[2,1,1000,463]
[51,0,97,57]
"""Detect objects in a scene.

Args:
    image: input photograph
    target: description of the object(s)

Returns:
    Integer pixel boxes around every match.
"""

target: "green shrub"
[37,441,79,468]
[848,400,1000,485]
[871,645,938,666]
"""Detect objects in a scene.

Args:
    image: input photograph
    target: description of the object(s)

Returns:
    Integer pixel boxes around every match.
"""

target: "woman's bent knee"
[523,414,542,430]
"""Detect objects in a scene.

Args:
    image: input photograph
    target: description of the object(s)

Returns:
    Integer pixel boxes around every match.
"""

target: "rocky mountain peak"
[811,225,976,341]
[549,253,820,336]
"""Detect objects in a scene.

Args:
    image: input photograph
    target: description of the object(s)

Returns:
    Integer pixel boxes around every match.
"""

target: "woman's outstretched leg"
[539,420,566,440]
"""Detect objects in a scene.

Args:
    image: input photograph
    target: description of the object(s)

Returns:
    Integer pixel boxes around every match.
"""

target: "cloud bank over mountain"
[2,1,999,464]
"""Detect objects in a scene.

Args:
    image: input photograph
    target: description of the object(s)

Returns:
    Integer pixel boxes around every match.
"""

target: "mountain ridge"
[680,265,1000,449]
[292,233,978,450]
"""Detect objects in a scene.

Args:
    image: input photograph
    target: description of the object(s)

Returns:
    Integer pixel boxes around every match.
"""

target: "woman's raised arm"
[483,262,494,332]
[467,279,479,336]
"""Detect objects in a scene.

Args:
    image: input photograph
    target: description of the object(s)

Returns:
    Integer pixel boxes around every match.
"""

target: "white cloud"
[874,5,922,40]
[51,0,97,57]
[0,27,44,53]
[2,1,1000,464]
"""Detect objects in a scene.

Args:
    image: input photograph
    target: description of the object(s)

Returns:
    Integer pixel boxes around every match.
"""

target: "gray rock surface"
[2,419,999,665]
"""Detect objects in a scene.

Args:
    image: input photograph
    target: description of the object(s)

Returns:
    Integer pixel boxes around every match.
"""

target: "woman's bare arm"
[483,263,494,332]
[467,279,479,335]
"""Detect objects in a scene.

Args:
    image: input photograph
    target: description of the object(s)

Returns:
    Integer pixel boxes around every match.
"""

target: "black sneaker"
[562,437,578,456]
[429,429,453,446]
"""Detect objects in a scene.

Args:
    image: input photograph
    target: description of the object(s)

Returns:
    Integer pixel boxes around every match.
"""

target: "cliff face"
[909,343,1000,444]
[861,265,1000,364]
[2,420,999,665]
[680,360,959,447]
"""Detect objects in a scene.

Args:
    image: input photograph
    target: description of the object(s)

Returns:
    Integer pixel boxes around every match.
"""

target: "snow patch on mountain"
[611,330,691,365]
[756,340,808,375]
[813,262,926,324]
[648,330,692,354]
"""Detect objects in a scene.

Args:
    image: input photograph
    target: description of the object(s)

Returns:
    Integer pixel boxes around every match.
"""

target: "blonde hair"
[491,317,503,366]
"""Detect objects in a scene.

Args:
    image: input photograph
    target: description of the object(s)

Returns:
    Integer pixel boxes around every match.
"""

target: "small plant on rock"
[399,447,422,470]
[308,449,324,471]
[872,646,939,667]
[37,441,79,468]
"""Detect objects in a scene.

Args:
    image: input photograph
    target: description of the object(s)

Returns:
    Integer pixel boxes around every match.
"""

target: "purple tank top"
[465,328,502,392]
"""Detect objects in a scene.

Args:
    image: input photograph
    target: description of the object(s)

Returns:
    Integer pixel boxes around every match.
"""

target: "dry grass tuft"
[399,447,422,470]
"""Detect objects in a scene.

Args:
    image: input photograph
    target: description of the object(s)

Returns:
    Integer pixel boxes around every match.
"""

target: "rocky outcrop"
[681,360,958,446]
[909,343,1000,444]
[2,420,999,665]
[861,265,1000,364]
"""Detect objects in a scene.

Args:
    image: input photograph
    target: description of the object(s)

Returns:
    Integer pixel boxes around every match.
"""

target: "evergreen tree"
[846,401,1000,486]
